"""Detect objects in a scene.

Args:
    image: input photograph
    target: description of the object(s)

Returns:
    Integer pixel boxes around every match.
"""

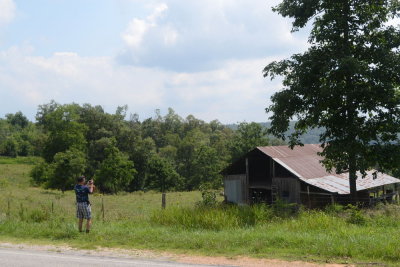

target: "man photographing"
[74,176,95,233]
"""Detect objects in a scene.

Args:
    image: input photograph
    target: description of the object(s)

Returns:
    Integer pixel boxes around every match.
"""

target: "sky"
[0,0,309,123]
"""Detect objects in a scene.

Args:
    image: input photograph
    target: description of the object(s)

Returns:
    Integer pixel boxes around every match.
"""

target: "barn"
[223,144,400,207]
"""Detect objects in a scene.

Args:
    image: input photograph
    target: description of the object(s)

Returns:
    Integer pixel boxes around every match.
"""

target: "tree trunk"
[349,153,358,204]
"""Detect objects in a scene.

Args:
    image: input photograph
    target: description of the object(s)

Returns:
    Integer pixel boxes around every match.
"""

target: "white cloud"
[0,0,16,26]
[122,3,169,48]
[119,0,309,72]
[0,46,282,123]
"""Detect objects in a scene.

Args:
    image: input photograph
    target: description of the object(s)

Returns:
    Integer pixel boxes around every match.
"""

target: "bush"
[345,205,367,225]
[197,183,217,207]
[30,160,50,186]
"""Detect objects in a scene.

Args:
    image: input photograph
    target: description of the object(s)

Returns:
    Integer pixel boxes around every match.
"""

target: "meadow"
[1,157,400,266]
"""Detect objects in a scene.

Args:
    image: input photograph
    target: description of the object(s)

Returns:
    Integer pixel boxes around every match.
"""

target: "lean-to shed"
[223,144,400,207]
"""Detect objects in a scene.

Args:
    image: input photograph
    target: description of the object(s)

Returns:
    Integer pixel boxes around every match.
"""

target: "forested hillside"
[0,101,286,193]
[227,122,324,144]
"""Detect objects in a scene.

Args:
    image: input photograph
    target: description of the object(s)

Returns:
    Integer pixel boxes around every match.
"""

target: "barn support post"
[307,186,311,209]
[382,185,386,204]
[330,194,335,205]
[245,157,250,204]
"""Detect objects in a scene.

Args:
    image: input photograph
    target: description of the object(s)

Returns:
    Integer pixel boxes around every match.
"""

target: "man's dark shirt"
[74,184,90,203]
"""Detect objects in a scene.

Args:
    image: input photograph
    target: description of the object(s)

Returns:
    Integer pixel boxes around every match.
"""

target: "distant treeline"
[226,122,323,144]
[1,101,315,194]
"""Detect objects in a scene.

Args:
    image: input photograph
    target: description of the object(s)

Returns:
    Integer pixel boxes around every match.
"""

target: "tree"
[191,144,224,189]
[6,111,29,129]
[230,122,270,161]
[145,154,183,192]
[30,159,50,186]
[41,104,87,162]
[45,148,87,192]
[0,137,18,157]
[95,146,136,194]
[127,137,156,191]
[264,0,400,201]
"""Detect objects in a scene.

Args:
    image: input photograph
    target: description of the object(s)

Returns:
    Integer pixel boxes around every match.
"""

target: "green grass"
[1,157,400,266]
[0,156,41,165]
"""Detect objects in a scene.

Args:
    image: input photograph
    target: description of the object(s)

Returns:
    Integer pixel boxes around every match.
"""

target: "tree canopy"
[264,0,400,200]
[0,102,286,193]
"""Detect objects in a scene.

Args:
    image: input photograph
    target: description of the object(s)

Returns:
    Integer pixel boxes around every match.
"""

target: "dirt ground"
[0,242,353,267]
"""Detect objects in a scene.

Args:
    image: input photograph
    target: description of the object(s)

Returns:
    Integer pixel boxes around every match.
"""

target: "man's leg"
[78,218,84,232]
[86,219,92,233]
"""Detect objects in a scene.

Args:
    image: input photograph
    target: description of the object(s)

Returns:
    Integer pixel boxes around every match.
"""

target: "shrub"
[197,183,217,207]
[345,205,367,225]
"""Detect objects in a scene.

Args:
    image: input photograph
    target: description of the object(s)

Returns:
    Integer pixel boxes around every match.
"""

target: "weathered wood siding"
[224,174,246,204]
[272,177,301,203]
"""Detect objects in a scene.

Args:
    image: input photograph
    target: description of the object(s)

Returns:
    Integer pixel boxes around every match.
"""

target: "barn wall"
[272,177,301,203]
[224,174,246,204]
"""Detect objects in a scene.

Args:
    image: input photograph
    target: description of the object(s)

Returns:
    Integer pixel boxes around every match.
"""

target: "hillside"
[226,122,323,144]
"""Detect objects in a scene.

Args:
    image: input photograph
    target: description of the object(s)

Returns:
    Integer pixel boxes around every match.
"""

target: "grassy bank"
[1,157,400,265]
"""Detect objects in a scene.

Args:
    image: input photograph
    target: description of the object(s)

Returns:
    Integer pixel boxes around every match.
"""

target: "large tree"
[264,0,400,201]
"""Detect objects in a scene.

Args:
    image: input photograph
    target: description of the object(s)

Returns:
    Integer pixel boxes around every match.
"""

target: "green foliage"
[145,154,182,192]
[265,0,400,199]
[6,111,29,129]
[45,148,87,192]
[41,104,87,163]
[95,146,136,194]
[0,137,19,157]
[30,159,50,186]
[345,205,367,226]
[197,183,218,207]
[230,122,270,161]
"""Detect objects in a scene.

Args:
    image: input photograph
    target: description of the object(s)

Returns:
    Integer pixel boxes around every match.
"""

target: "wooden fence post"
[162,193,166,209]
[101,197,105,221]
[7,199,10,218]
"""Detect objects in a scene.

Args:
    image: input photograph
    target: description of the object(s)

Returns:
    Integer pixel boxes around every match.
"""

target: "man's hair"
[77,176,86,183]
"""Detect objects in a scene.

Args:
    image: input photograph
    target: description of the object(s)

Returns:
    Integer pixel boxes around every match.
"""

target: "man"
[74,176,95,233]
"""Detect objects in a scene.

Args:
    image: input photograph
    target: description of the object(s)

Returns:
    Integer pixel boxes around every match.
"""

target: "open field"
[1,157,400,266]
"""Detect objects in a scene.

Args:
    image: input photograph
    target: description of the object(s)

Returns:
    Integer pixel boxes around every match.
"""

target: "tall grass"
[151,204,276,230]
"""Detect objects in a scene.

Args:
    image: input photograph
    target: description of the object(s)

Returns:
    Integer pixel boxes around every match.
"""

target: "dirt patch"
[175,254,353,267]
[0,242,353,267]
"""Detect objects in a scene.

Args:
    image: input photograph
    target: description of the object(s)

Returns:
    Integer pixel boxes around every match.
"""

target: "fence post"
[162,193,166,209]
[101,197,105,222]
[51,201,54,213]
[7,198,10,218]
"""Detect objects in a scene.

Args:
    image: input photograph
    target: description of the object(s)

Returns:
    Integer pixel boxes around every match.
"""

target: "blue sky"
[0,0,309,123]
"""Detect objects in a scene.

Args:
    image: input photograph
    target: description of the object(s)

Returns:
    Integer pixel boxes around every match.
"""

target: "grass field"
[1,156,400,266]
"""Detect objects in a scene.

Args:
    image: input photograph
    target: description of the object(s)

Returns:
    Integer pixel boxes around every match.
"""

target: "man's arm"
[88,184,94,193]
[87,180,95,194]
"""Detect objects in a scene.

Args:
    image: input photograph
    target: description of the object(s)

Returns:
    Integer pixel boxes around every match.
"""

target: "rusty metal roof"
[257,144,400,194]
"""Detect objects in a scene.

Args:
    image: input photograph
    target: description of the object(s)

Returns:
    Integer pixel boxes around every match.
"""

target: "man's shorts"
[76,202,91,219]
